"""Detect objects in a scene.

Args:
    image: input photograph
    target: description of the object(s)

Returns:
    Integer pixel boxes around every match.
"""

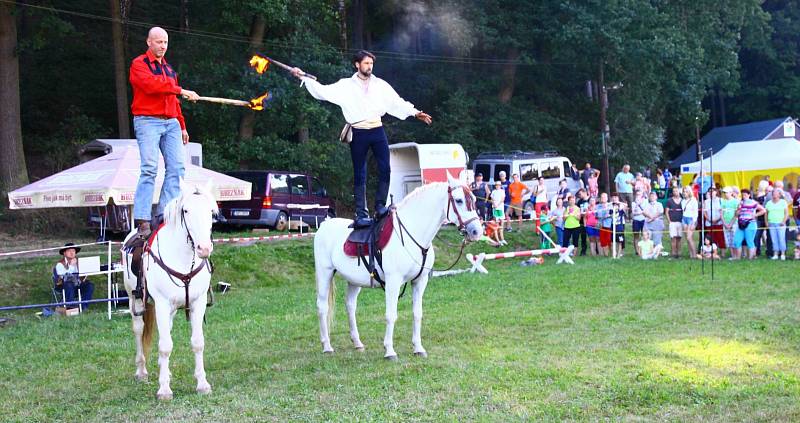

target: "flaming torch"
[197,91,271,111]
[249,54,317,80]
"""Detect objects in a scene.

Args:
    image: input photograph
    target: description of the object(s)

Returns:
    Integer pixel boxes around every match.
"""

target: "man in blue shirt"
[614,164,635,211]
[695,170,713,195]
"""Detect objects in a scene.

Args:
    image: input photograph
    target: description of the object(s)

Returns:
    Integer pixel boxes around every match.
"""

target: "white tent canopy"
[681,138,800,173]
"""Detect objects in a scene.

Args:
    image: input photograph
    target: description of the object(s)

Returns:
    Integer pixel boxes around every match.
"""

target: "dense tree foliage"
[1,0,794,209]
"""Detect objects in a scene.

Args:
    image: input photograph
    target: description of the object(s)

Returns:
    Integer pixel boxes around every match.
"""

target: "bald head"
[146,27,169,59]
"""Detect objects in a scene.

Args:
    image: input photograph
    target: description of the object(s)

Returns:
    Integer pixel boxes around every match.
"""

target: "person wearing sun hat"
[54,243,94,309]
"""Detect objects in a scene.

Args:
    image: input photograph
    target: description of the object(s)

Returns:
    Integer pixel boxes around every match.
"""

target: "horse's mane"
[397,182,448,207]
[397,181,475,210]
[162,195,184,228]
[161,186,218,228]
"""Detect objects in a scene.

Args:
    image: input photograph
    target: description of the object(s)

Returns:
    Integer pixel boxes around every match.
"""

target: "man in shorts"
[665,186,684,258]
[490,181,506,223]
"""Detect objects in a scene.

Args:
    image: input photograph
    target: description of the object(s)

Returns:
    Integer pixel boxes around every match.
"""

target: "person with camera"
[54,243,95,310]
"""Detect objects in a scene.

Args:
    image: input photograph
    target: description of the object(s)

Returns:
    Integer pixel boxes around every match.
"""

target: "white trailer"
[387,142,469,204]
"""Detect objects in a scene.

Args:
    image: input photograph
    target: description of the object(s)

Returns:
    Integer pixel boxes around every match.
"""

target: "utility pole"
[599,63,611,193]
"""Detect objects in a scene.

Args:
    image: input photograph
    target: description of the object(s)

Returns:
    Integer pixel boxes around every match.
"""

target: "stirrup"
[350,217,373,228]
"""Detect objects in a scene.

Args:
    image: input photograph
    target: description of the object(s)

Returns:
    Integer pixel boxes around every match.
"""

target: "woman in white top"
[681,186,699,259]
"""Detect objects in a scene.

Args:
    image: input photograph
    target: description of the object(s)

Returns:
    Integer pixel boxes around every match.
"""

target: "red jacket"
[129,50,186,129]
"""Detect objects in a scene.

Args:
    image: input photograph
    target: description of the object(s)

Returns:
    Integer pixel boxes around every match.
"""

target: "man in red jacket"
[128,27,199,243]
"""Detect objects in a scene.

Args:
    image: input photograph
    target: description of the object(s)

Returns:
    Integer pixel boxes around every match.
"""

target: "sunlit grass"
[1,226,799,420]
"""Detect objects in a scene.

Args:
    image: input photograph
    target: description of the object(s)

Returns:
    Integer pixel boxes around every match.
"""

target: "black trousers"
[563,227,580,248]
[350,127,390,212]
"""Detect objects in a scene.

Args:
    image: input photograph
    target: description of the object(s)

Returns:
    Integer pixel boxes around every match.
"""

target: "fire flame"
[248,91,272,111]
[249,55,270,74]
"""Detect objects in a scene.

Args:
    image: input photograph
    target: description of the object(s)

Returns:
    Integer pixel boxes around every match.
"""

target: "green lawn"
[1,225,799,421]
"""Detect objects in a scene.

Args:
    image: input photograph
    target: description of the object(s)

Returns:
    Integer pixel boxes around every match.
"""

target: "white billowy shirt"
[300,73,419,125]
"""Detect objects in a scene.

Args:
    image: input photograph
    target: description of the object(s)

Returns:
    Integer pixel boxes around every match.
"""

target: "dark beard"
[358,69,371,78]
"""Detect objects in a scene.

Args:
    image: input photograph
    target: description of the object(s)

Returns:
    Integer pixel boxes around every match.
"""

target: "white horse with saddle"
[121,181,217,400]
[314,174,483,359]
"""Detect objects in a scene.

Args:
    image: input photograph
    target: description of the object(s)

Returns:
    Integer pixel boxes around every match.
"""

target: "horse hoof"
[156,391,173,401]
[197,385,212,395]
[323,349,335,355]
[135,374,148,382]
[384,355,398,361]
[414,351,428,358]
[354,346,365,352]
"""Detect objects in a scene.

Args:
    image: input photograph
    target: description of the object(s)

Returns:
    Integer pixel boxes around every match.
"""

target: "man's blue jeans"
[133,117,184,220]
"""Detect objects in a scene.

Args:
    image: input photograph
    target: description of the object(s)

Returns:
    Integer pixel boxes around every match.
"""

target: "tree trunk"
[338,0,347,50]
[179,0,189,32]
[352,0,364,49]
[237,15,266,141]
[497,48,519,103]
[0,2,29,197]
[297,111,309,143]
[110,0,131,138]
[718,89,726,127]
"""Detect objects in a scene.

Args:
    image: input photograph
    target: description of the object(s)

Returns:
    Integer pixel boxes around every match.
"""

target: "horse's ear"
[179,178,189,194]
[446,171,458,186]
[201,179,214,195]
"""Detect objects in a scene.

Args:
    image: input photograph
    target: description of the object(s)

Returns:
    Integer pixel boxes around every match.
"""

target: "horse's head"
[445,173,483,241]
[169,180,219,259]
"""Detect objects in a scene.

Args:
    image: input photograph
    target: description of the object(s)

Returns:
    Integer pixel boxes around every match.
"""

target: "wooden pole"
[197,96,250,107]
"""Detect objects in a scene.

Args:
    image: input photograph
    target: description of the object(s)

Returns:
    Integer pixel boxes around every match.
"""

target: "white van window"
[520,163,538,181]
[475,164,491,180]
[541,162,561,179]
[270,174,289,194]
[494,164,510,181]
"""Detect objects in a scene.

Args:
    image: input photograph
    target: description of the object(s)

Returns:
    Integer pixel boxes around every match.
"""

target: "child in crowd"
[697,237,720,260]
[638,230,663,260]
[610,194,627,258]
[482,219,506,247]
[549,197,565,247]
[585,197,600,255]
[539,206,553,248]
[490,180,506,224]
[794,232,800,260]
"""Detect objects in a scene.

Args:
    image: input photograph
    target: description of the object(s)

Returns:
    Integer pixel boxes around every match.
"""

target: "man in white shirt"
[292,50,432,227]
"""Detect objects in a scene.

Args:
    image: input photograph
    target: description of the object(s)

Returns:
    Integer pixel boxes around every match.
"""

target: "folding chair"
[52,267,82,312]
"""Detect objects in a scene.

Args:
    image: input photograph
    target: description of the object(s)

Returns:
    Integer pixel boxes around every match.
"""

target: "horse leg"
[189,298,211,395]
[383,278,402,360]
[131,311,148,381]
[316,265,335,353]
[154,302,176,400]
[411,275,430,357]
[345,284,364,350]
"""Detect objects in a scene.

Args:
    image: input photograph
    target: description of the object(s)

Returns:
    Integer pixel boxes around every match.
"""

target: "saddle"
[343,208,395,288]
[125,218,165,304]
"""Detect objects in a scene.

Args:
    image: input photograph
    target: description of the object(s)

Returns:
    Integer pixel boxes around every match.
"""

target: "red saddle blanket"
[343,216,395,257]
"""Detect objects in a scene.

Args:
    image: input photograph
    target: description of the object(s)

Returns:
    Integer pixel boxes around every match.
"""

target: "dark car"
[218,170,335,230]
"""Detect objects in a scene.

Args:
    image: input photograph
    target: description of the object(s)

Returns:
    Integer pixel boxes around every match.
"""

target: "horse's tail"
[327,276,335,330]
[142,302,155,359]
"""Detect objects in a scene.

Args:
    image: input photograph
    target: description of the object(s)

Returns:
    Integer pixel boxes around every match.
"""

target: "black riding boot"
[374,180,391,218]
[352,184,373,228]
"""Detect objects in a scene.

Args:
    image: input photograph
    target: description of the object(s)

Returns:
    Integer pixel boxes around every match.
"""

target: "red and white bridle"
[446,185,480,230]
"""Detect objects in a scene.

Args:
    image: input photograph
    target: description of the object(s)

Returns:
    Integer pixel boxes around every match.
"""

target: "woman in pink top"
[588,170,600,198]
[585,197,600,255]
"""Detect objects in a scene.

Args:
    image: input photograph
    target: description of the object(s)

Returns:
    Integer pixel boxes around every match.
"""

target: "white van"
[471,151,581,215]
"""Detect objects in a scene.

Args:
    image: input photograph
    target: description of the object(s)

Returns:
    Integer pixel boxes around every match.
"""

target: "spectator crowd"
[471,163,800,261]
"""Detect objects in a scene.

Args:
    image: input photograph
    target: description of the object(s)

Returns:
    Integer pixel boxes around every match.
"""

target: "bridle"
[392,184,479,295]
[146,205,215,321]
[446,185,480,231]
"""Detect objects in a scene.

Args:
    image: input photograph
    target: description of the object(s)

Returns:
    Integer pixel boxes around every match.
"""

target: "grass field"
[1,225,799,421]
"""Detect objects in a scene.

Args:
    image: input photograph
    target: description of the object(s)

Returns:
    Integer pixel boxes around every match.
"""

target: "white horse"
[314,174,483,359]
[122,182,217,400]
